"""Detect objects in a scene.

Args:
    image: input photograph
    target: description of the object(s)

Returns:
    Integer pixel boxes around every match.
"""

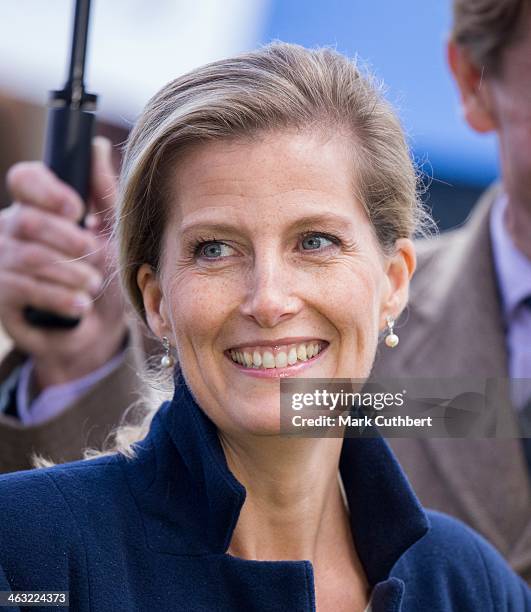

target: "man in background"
[0,138,152,473]
[373,0,531,583]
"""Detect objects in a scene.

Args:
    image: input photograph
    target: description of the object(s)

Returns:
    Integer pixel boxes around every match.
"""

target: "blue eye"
[301,233,335,251]
[199,241,234,259]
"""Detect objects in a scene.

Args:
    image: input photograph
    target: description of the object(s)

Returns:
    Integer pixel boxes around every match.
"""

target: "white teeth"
[288,347,298,365]
[262,351,275,368]
[297,344,308,361]
[230,341,325,369]
[275,351,288,368]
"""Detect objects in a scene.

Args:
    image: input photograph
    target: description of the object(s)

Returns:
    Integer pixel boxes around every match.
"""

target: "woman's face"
[139,129,414,435]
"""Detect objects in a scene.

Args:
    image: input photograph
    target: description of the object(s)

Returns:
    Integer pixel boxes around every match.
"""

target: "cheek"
[320,260,382,328]
[305,255,384,375]
[317,261,383,378]
[508,124,531,170]
[166,271,238,351]
[494,89,531,168]
[498,122,531,197]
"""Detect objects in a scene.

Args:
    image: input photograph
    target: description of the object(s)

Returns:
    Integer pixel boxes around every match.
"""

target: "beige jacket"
[0,318,153,474]
[372,185,531,583]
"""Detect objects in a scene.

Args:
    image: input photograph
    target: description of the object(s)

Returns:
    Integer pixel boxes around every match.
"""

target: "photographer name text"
[291,414,433,428]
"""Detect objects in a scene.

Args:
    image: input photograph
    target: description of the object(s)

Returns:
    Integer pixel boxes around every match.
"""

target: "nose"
[239,252,302,328]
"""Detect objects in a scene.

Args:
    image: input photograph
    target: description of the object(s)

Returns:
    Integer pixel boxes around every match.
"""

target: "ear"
[379,238,416,330]
[137,263,172,339]
[447,39,497,133]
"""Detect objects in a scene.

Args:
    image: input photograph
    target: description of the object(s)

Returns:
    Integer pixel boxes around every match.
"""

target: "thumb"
[86,136,118,230]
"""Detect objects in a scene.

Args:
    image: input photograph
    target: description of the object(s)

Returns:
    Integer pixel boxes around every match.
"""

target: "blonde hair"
[451,0,530,74]
[85,42,431,460]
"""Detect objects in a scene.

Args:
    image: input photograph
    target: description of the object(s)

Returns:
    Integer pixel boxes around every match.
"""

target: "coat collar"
[127,369,429,590]
[490,192,531,319]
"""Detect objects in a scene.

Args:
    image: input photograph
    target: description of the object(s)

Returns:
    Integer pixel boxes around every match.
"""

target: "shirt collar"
[490,193,531,319]
[130,370,429,587]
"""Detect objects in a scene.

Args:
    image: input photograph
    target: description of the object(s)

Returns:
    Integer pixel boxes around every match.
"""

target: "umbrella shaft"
[67,0,91,99]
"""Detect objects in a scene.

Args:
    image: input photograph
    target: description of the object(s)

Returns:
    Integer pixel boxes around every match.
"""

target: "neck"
[219,433,370,608]
[219,433,357,565]
[504,193,531,259]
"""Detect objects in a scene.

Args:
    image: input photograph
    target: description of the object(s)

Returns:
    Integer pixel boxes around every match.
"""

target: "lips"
[226,340,328,370]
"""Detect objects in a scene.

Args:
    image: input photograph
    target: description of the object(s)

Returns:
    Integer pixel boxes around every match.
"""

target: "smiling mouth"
[225,340,329,370]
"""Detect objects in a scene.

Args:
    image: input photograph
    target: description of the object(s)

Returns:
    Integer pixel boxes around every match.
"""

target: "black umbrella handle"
[24,0,98,330]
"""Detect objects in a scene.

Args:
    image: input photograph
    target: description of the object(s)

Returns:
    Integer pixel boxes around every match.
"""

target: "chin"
[224,402,282,436]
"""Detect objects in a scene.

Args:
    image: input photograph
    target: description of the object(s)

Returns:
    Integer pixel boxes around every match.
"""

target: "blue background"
[261,0,498,205]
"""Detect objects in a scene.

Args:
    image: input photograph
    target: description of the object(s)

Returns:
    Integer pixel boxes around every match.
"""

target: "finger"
[6,161,85,221]
[0,308,76,356]
[0,236,103,296]
[0,270,94,319]
[0,203,100,260]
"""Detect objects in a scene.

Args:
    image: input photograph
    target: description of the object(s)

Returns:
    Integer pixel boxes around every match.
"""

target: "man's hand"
[0,137,127,391]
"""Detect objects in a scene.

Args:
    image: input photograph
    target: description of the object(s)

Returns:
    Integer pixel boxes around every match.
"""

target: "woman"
[0,43,529,611]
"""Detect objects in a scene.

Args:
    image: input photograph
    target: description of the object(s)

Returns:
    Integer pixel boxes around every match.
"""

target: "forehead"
[165,129,367,229]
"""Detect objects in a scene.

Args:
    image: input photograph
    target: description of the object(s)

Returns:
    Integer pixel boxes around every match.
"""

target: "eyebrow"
[291,213,355,231]
[180,213,355,236]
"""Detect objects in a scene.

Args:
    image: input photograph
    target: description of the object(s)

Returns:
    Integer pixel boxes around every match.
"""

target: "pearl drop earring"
[385,316,399,348]
[161,336,175,368]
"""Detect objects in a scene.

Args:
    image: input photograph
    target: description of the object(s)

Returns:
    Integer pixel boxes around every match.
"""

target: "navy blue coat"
[0,373,529,611]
